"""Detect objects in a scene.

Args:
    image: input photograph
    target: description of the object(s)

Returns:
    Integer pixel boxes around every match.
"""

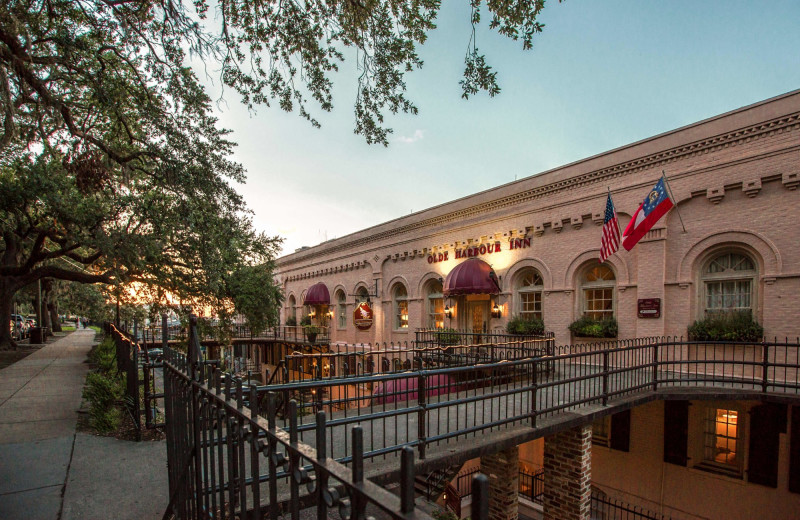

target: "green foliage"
[431,508,459,520]
[506,315,545,335]
[688,311,764,342]
[300,315,312,327]
[436,328,461,346]
[569,316,619,338]
[285,316,297,327]
[83,337,124,433]
[227,264,283,332]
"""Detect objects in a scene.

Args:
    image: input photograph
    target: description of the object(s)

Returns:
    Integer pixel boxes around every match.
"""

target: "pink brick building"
[276,90,800,348]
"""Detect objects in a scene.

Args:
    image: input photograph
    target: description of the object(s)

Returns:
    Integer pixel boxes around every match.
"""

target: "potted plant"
[506,315,545,336]
[568,316,618,340]
[305,324,320,343]
[688,311,763,341]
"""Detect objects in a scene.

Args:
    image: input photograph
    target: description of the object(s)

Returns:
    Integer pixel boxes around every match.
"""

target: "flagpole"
[661,170,687,233]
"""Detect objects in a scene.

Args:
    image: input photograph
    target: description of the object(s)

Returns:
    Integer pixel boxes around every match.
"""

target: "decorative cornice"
[280,112,800,269]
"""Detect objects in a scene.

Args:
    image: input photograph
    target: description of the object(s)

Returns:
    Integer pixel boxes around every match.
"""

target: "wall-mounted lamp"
[308,310,316,318]
[491,303,502,319]
[326,309,334,319]
[444,305,453,319]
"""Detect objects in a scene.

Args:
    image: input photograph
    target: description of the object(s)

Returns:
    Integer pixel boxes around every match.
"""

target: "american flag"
[600,193,620,262]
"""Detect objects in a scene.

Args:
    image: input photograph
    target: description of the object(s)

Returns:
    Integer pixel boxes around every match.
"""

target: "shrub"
[285,316,297,326]
[688,311,764,341]
[299,315,312,326]
[569,316,618,338]
[506,315,545,335]
[436,328,461,345]
[83,371,124,433]
[89,337,117,373]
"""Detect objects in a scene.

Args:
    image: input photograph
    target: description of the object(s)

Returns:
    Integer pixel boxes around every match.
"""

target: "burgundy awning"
[303,283,330,305]
[443,258,501,296]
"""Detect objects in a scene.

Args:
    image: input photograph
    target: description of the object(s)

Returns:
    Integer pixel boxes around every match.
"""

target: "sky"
[194,1,800,257]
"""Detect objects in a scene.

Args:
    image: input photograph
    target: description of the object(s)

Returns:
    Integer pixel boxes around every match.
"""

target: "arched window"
[287,295,296,324]
[355,286,370,305]
[701,252,756,317]
[580,265,616,319]
[425,279,444,329]
[335,290,347,329]
[392,283,409,330]
[514,268,544,320]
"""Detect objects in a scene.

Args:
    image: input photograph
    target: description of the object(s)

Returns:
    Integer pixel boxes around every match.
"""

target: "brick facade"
[480,446,520,520]
[276,91,800,347]
[542,425,592,520]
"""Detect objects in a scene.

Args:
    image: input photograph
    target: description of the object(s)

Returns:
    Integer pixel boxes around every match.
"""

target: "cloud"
[396,129,424,144]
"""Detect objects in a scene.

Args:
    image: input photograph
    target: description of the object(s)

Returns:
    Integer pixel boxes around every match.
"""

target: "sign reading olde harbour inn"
[427,237,531,263]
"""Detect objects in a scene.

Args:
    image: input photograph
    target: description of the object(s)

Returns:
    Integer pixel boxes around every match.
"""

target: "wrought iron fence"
[591,492,674,520]
[162,318,490,519]
[108,323,166,437]
[518,467,544,503]
[242,335,800,465]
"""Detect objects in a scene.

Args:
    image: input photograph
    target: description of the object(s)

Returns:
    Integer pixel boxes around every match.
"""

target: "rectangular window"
[520,292,542,320]
[592,416,610,447]
[705,280,752,315]
[702,408,741,475]
[396,300,409,329]
[584,288,613,319]
[428,297,444,329]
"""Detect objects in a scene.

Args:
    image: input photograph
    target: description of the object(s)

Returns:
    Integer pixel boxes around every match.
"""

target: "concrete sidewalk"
[0,330,168,520]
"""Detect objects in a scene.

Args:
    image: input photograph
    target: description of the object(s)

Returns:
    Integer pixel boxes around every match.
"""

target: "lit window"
[393,284,409,330]
[702,407,742,474]
[515,268,543,320]
[336,290,346,329]
[581,265,615,319]
[702,252,756,317]
[426,280,444,329]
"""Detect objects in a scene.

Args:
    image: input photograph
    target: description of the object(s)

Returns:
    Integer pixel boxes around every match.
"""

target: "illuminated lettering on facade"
[425,237,530,262]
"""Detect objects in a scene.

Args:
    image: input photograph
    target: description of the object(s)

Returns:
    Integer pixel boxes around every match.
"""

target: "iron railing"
[591,492,674,520]
[246,335,800,464]
[108,323,166,437]
[162,318,490,519]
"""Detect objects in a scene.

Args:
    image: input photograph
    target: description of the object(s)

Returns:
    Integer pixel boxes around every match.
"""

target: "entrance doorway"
[466,300,489,334]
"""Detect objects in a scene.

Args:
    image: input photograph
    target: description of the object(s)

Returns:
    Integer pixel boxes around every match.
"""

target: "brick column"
[542,425,592,520]
[480,446,519,520]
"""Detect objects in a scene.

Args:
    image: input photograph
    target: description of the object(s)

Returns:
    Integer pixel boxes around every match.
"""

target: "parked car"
[145,347,164,362]
[10,314,28,339]
[25,316,37,329]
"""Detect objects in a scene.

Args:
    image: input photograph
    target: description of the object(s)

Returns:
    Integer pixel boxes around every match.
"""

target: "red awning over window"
[303,283,330,305]
[443,258,501,296]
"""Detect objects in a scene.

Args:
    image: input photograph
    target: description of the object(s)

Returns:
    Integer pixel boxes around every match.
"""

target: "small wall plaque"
[638,298,661,319]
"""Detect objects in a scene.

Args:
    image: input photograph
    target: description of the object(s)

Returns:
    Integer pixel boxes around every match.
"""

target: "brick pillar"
[480,446,519,520]
[542,425,592,520]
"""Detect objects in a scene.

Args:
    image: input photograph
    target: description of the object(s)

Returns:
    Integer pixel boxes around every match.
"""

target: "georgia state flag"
[622,177,674,251]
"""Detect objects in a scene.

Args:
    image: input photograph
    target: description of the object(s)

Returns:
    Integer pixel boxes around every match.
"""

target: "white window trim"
[514,269,544,321]
[579,265,616,319]
[698,251,758,319]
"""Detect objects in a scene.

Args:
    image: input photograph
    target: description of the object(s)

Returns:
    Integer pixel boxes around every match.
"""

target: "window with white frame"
[336,290,347,329]
[581,265,616,319]
[701,406,742,475]
[702,252,756,317]
[515,268,543,320]
[426,280,444,329]
[393,283,409,330]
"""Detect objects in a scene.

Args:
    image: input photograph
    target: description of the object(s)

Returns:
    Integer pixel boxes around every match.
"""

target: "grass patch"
[62,325,76,331]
